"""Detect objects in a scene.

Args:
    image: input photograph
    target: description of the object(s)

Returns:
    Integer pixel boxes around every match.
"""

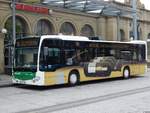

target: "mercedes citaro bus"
[12,35,147,86]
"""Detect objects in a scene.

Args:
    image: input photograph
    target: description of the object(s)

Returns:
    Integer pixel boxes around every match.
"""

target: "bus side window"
[81,49,89,62]
[120,51,132,61]
[88,48,95,60]
[115,50,120,59]
[133,51,137,61]
[138,45,146,62]
[64,49,76,65]
[138,49,144,62]
[138,53,142,61]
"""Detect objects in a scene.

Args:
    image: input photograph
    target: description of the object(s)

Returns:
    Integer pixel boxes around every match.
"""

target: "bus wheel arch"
[123,66,130,79]
[68,70,80,86]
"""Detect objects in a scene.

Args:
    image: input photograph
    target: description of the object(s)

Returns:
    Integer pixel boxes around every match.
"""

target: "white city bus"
[12,35,147,86]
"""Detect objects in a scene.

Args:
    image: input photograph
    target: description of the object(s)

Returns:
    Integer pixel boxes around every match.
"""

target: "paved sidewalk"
[0,74,12,86]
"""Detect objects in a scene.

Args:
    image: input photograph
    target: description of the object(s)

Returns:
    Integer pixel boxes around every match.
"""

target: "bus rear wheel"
[68,72,79,86]
[123,67,130,79]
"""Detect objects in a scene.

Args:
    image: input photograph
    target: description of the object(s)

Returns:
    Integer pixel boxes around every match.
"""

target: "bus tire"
[123,67,130,79]
[68,71,80,86]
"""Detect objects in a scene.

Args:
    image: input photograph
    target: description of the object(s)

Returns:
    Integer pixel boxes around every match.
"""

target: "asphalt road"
[0,71,150,113]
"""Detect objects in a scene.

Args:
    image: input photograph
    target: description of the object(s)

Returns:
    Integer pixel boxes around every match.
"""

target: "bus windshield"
[15,47,38,70]
[14,37,40,72]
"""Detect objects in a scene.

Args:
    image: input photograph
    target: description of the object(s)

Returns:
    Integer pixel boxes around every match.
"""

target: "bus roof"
[41,35,89,41]
[41,35,146,45]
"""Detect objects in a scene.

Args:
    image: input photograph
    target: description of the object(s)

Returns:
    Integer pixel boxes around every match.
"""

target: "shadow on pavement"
[14,76,145,91]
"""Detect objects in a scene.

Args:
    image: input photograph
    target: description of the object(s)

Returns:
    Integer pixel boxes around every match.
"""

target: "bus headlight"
[33,76,41,82]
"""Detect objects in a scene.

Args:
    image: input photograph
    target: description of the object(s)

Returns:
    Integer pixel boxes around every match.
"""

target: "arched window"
[5,16,28,39]
[120,29,125,41]
[4,16,29,74]
[80,24,94,37]
[36,19,54,35]
[60,22,76,35]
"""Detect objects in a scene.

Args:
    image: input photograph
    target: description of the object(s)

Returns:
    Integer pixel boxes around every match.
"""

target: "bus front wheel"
[123,67,130,79]
[68,71,79,86]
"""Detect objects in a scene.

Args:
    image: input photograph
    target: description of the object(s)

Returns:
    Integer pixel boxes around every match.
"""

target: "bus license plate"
[20,80,25,84]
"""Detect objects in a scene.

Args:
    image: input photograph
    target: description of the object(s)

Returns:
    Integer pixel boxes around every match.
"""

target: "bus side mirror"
[44,47,48,57]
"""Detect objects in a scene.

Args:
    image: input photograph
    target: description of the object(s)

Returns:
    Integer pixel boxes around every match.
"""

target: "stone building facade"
[0,0,150,73]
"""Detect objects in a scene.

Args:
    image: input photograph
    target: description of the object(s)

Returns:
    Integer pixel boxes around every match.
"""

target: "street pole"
[12,0,16,75]
[12,0,16,46]
[117,13,120,41]
[132,0,138,40]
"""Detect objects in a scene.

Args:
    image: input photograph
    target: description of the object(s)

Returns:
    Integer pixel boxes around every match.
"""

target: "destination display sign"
[16,38,39,47]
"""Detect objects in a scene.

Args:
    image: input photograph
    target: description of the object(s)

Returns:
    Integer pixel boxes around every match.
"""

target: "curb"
[0,81,13,88]
[0,80,12,85]
[0,75,12,87]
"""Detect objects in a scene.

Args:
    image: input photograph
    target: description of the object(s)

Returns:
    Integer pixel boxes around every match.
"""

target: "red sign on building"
[16,3,49,14]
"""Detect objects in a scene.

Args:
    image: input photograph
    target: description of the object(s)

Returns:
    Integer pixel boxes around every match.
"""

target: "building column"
[106,17,117,41]
[0,33,4,73]
[97,17,106,40]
